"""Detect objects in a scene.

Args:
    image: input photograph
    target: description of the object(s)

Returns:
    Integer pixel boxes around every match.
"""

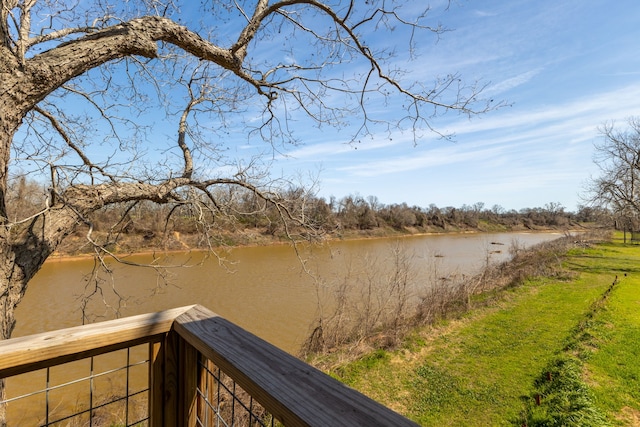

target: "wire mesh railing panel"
[1,344,150,426]
[195,357,278,427]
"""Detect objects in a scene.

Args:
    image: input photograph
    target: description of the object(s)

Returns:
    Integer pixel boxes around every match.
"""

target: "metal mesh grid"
[195,356,277,427]
[1,345,150,426]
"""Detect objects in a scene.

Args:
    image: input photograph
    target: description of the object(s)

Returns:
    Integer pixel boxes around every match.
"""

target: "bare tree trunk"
[0,205,77,425]
[0,244,52,339]
[0,112,26,338]
[0,243,38,426]
[0,117,66,424]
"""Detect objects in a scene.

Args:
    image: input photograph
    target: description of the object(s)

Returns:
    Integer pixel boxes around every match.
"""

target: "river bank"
[48,222,590,262]
[314,230,640,426]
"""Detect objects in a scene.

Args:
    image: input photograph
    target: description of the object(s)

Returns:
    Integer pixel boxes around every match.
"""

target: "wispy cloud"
[283,132,413,160]
[484,68,544,96]
[473,10,498,18]
[449,83,640,136]
[324,81,640,179]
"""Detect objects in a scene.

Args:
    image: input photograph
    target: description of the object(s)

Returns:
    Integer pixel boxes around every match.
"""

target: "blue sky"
[255,0,640,211]
[18,1,640,213]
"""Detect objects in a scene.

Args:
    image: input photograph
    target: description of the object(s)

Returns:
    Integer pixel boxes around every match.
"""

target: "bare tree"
[0,0,495,345]
[586,117,640,239]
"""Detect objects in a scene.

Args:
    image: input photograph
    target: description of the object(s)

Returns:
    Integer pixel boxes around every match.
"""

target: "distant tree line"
[324,197,609,232]
[8,177,610,249]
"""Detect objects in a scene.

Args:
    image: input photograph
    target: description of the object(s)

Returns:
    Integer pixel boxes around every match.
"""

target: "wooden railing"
[0,304,419,426]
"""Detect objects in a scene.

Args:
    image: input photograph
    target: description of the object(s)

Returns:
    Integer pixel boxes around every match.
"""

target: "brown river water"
[13,231,564,352]
[5,232,565,424]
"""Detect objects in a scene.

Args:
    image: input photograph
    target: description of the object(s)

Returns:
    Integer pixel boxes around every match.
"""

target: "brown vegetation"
[9,177,610,257]
[300,229,611,362]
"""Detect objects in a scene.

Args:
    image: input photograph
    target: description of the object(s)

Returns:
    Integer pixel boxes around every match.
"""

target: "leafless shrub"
[414,275,468,325]
[302,241,417,356]
[509,237,524,257]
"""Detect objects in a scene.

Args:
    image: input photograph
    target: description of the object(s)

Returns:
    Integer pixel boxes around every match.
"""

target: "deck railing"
[0,304,418,426]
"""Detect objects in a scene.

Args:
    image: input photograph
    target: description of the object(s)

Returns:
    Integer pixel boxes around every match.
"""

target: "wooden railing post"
[149,338,164,427]
[147,328,200,426]
[151,330,194,426]
[162,329,179,426]
[179,335,199,425]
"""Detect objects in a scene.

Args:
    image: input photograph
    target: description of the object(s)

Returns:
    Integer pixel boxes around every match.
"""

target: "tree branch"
[33,105,115,181]
[21,16,253,111]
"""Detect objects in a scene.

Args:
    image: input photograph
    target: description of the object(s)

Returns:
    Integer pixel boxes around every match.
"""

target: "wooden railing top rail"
[0,305,194,378]
[175,305,419,427]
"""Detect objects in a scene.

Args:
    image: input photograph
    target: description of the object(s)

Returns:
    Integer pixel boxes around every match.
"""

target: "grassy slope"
[579,241,640,425]
[328,235,640,426]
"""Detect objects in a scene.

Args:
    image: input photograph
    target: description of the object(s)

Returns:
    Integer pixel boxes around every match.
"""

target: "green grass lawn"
[327,234,640,426]
[579,242,640,426]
